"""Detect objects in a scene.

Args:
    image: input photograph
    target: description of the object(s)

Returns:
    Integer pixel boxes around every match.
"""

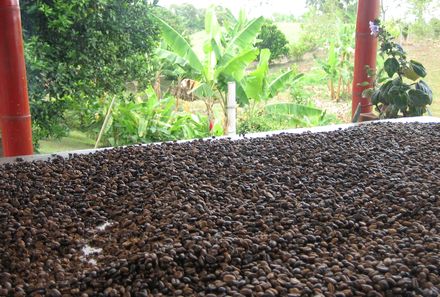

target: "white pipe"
[227,82,237,136]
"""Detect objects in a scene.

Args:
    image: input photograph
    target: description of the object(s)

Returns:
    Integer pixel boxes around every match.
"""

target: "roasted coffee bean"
[0,123,439,295]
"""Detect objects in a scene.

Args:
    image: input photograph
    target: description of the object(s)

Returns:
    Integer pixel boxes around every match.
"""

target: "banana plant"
[319,18,355,101]
[238,49,303,104]
[153,8,301,133]
[264,103,340,127]
[151,9,264,131]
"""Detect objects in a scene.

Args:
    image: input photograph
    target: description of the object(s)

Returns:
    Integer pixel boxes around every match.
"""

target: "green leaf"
[265,103,325,127]
[240,49,270,101]
[410,60,427,78]
[379,80,393,104]
[408,89,431,107]
[205,8,221,40]
[235,81,250,106]
[217,49,259,81]
[191,82,215,98]
[362,88,375,99]
[416,80,433,104]
[157,49,189,68]
[211,39,223,63]
[385,104,399,118]
[138,117,148,138]
[357,81,370,87]
[269,72,303,98]
[371,90,381,105]
[327,42,337,71]
[222,16,264,64]
[151,14,204,73]
[384,57,399,78]
[395,92,410,109]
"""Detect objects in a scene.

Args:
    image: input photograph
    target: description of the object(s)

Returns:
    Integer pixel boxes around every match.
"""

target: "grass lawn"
[38,130,95,154]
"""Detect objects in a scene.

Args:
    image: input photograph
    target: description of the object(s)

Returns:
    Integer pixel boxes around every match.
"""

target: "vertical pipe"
[0,0,33,157]
[352,0,380,118]
[227,82,236,136]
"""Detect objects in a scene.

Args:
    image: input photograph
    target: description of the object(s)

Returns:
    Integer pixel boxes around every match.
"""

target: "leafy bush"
[288,9,342,61]
[289,34,319,61]
[430,18,440,38]
[21,0,160,145]
[305,0,357,15]
[238,102,340,135]
[289,78,313,105]
[93,87,221,147]
[264,103,341,127]
[365,20,433,118]
[238,109,284,135]
[255,22,290,62]
[169,3,205,33]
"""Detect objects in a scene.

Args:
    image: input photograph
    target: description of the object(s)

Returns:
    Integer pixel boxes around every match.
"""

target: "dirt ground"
[405,39,440,116]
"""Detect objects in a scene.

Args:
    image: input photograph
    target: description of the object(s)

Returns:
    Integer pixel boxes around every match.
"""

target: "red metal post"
[352,0,380,118]
[0,0,33,156]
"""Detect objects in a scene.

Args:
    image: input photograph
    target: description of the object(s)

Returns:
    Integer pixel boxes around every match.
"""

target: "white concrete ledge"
[1,116,439,164]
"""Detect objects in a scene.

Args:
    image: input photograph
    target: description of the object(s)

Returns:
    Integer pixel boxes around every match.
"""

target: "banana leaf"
[265,103,326,127]
[269,72,304,98]
[157,49,189,69]
[217,49,259,81]
[151,14,204,73]
[241,49,271,101]
[222,17,264,65]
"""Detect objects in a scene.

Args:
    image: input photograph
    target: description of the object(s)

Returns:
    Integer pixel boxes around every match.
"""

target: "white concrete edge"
[1,116,440,165]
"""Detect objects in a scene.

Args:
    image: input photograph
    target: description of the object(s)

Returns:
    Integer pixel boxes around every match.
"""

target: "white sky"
[158,0,440,21]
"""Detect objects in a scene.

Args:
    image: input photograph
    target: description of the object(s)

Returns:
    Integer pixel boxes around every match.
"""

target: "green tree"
[255,21,290,62]
[152,6,188,38]
[408,0,433,22]
[21,0,159,145]
[272,13,297,22]
[306,0,357,15]
[169,3,205,33]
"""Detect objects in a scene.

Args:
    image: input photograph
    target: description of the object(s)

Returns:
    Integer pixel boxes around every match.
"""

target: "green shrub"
[21,0,160,146]
[289,34,318,61]
[289,82,312,105]
[264,103,341,127]
[430,18,440,38]
[93,87,221,147]
[366,20,433,118]
[238,102,341,135]
[238,107,285,135]
[410,21,432,39]
[255,22,290,62]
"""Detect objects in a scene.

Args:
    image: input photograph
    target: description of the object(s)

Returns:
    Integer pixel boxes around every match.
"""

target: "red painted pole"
[0,0,33,156]
[352,0,380,118]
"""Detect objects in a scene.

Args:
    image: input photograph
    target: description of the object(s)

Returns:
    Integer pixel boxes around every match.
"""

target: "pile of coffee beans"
[0,122,439,296]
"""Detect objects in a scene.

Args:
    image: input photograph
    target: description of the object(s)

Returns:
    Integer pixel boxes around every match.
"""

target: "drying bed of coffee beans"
[0,122,439,297]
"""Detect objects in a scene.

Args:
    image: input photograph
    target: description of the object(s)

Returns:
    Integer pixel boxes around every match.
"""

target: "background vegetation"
[18,0,440,154]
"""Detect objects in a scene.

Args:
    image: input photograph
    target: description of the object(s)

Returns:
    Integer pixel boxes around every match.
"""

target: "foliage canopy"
[21,0,159,145]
